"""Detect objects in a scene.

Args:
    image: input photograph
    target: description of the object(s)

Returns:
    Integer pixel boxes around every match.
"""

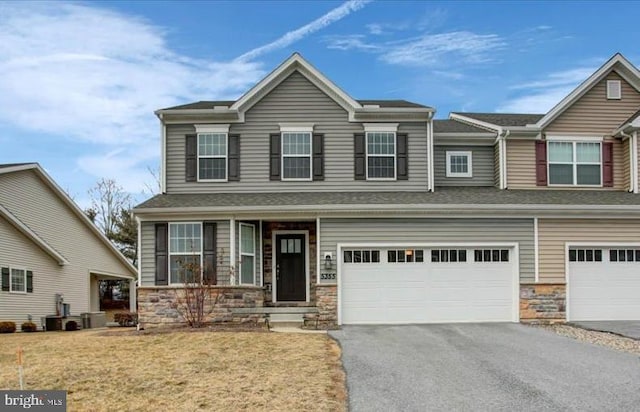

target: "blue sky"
[1,0,638,206]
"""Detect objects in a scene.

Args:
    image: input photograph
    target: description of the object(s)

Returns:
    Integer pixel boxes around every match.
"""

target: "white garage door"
[568,247,640,321]
[340,246,518,324]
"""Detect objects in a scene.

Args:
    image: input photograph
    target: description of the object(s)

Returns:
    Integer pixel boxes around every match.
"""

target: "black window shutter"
[155,223,169,285]
[270,133,281,181]
[203,222,217,285]
[396,133,408,180]
[1,267,8,291]
[228,134,240,181]
[26,271,33,293]
[185,134,197,182]
[354,133,366,180]
[313,133,324,181]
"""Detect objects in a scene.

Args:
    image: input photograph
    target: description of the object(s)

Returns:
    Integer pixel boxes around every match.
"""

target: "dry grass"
[0,329,346,412]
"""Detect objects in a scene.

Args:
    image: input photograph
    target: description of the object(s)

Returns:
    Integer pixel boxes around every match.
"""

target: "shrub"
[114,311,138,327]
[64,320,78,331]
[21,322,38,332]
[0,321,17,333]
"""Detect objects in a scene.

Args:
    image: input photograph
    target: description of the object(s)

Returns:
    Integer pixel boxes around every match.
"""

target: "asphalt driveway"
[330,324,640,411]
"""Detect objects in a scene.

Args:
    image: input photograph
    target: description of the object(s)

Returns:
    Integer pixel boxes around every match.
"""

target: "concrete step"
[232,307,318,315]
[268,313,304,323]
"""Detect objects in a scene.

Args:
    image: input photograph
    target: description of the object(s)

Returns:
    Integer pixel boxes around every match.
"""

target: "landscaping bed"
[536,323,640,355]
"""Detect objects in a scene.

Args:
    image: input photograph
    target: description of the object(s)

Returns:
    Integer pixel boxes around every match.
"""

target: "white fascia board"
[449,113,501,132]
[0,163,39,175]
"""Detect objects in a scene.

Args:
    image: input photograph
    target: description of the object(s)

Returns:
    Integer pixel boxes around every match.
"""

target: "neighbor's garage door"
[340,247,517,324]
[568,247,640,321]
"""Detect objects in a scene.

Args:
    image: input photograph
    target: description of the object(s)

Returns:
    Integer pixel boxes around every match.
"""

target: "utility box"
[80,313,91,329]
[45,316,63,331]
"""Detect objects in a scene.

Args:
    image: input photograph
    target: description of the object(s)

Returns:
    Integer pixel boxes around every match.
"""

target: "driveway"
[330,324,640,411]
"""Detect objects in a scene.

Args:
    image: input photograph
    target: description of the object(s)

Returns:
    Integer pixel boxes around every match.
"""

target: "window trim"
[607,80,622,100]
[9,266,27,294]
[445,151,473,178]
[197,133,228,182]
[281,131,313,181]
[547,140,603,187]
[168,222,203,286]
[365,131,397,181]
[239,223,256,285]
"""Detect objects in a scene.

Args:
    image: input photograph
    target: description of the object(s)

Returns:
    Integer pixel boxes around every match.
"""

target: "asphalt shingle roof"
[162,99,430,111]
[620,108,640,126]
[433,120,493,134]
[452,113,544,127]
[135,187,640,210]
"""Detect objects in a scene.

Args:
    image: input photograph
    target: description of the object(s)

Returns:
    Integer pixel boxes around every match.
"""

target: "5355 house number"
[320,273,336,280]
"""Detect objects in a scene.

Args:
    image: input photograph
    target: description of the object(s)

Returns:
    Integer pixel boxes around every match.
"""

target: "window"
[343,250,381,263]
[474,249,509,262]
[609,249,640,262]
[239,224,255,285]
[387,249,423,263]
[446,151,472,178]
[198,133,227,181]
[282,132,312,180]
[431,249,467,263]
[569,249,602,262]
[169,223,202,284]
[366,132,396,179]
[607,80,621,99]
[10,268,26,293]
[548,141,601,186]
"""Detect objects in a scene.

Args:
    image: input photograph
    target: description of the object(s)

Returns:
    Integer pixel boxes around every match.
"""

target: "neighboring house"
[134,52,640,328]
[0,163,137,329]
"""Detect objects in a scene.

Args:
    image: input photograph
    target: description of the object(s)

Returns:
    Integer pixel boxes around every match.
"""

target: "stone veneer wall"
[520,283,566,323]
[315,284,337,327]
[138,286,265,328]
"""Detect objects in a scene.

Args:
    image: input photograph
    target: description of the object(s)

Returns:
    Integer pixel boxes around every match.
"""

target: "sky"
[1,0,639,207]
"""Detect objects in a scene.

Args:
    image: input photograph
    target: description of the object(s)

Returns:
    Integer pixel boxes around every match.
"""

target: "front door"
[275,234,306,301]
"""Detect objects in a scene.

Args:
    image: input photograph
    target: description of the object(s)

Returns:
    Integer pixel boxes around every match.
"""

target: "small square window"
[446,151,472,178]
[343,251,352,263]
[371,251,380,263]
[415,250,424,263]
[388,250,397,263]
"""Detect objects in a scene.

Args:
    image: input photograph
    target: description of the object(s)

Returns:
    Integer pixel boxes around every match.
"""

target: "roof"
[0,162,37,169]
[450,113,544,127]
[161,99,429,111]
[433,119,493,134]
[621,108,640,127]
[134,188,640,216]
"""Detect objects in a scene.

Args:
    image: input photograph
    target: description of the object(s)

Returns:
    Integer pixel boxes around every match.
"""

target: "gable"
[545,71,640,135]
[0,215,63,268]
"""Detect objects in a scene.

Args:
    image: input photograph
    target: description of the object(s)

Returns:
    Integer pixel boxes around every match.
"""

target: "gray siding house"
[135,53,640,328]
[0,164,137,329]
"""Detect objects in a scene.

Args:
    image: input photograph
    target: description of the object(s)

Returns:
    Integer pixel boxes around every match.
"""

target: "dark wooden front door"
[275,234,306,301]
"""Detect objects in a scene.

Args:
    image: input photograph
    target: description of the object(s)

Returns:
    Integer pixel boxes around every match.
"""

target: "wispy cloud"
[497,66,595,113]
[325,34,380,51]
[234,0,371,62]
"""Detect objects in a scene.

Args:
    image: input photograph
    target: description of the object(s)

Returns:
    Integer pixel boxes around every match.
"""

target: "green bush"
[114,311,138,327]
[64,320,78,331]
[21,322,38,332]
[0,321,17,333]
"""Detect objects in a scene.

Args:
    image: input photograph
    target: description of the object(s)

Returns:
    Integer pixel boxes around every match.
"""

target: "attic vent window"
[607,80,621,99]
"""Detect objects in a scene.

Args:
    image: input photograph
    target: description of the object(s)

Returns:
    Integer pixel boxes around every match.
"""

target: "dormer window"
[607,80,621,100]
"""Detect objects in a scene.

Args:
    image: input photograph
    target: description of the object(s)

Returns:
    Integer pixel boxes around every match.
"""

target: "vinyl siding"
[538,219,640,283]
[546,71,640,134]
[622,138,631,191]
[0,216,66,329]
[434,145,495,186]
[320,218,535,282]
[165,71,429,194]
[506,138,626,190]
[494,143,500,187]
[140,220,231,286]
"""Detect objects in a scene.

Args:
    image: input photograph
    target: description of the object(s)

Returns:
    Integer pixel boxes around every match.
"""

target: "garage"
[338,245,519,324]
[568,246,640,321]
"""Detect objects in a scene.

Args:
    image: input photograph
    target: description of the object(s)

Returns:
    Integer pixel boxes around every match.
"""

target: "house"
[0,163,137,329]
[134,53,640,328]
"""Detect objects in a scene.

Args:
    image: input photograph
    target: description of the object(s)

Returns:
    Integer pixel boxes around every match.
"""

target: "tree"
[86,178,131,238]
[111,208,138,265]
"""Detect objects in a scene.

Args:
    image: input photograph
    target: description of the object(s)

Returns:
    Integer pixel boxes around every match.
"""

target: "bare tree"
[143,165,162,196]
[86,178,131,238]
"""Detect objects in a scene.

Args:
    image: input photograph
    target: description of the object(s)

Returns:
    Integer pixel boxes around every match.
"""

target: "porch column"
[129,279,137,312]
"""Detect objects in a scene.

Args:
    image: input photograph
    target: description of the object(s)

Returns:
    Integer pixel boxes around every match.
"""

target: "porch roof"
[134,187,640,216]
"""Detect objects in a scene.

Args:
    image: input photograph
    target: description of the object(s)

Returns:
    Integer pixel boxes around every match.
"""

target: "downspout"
[159,113,167,194]
[620,130,636,193]
[427,111,435,192]
[495,128,510,189]
[135,215,141,328]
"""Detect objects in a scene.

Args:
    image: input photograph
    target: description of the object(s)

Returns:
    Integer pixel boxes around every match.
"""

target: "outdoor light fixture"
[324,252,334,269]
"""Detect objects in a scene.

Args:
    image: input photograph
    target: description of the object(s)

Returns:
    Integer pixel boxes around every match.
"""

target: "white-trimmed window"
[446,151,472,177]
[387,249,423,263]
[169,223,202,284]
[431,249,467,263]
[569,248,602,262]
[198,133,227,181]
[366,132,396,179]
[609,249,640,262]
[548,141,601,186]
[282,132,312,180]
[239,223,256,285]
[607,80,621,100]
[343,250,381,263]
[474,249,510,262]
[10,268,26,293]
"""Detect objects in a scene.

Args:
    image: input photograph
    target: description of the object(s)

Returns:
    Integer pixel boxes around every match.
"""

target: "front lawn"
[0,329,346,411]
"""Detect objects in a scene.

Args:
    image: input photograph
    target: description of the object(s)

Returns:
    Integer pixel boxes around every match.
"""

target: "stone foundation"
[138,286,265,329]
[520,283,566,323]
[316,284,337,328]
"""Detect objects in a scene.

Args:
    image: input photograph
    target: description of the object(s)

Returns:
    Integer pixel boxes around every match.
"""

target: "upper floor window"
[169,223,202,284]
[548,141,601,186]
[446,151,472,178]
[282,132,312,180]
[367,132,396,179]
[607,80,621,100]
[198,133,227,181]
